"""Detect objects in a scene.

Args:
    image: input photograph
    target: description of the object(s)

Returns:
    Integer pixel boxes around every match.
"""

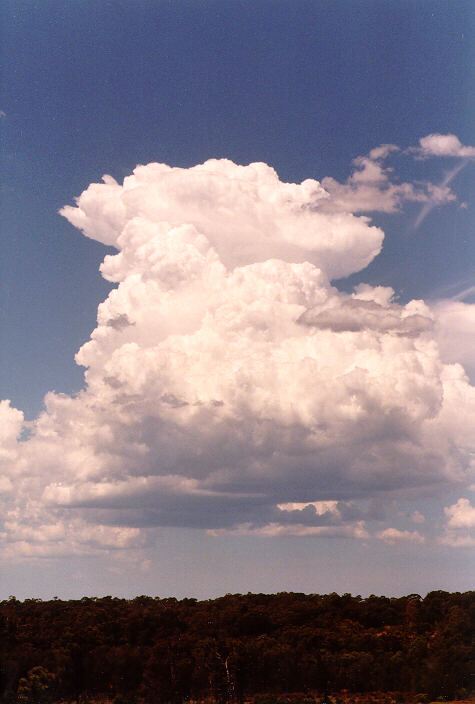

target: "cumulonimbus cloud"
[1,146,474,559]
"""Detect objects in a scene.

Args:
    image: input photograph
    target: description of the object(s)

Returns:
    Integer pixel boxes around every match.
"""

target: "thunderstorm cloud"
[1,138,474,559]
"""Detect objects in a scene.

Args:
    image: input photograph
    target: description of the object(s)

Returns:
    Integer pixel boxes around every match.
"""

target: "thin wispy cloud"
[413,160,468,229]
[451,285,475,302]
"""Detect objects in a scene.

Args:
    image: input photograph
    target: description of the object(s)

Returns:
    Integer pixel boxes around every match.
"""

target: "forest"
[0,591,472,704]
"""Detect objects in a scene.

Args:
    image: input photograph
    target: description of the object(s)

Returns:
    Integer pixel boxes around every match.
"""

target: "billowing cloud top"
[61,159,385,279]
[1,147,474,560]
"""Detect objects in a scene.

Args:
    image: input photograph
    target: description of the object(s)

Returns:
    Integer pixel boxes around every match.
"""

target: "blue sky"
[0,0,473,600]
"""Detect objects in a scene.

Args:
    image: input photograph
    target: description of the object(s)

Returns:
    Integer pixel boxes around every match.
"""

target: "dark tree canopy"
[0,591,472,703]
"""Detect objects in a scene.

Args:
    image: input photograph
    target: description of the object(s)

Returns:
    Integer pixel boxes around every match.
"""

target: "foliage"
[16,665,56,703]
[0,591,472,703]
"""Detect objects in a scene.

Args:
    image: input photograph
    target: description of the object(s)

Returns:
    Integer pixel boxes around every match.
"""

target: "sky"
[0,0,474,601]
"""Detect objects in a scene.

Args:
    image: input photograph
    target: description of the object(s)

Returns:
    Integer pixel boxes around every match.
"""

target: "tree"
[16,666,55,703]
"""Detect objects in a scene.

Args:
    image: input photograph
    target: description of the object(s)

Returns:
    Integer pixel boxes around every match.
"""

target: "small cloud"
[417,133,475,158]
[208,521,369,539]
[375,528,425,544]
[439,498,475,548]
[411,510,425,524]
[439,532,475,548]
[320,141,457,215]
[368,144,399,161]
[0,110,6,119]
[444,497,475,529]
[277,500,339,515]
[102,174,118,185]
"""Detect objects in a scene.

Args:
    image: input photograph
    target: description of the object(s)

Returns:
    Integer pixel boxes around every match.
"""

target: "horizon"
[3,587,474,604]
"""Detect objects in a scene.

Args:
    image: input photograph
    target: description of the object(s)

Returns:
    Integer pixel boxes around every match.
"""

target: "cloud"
[60,161,383,280]
[320,143,457,215]
[106,313,135,330]
[375,528,425,544]
[277,500,340,515]
[0,400,23,490]
[0,400,24,453]
[211,518,429,544]
[411,510,425,524]
[444,497,475,529]
[407,133,474,228]
[417,134,475,159]
[1,153,474,559]
[299,296,433,335]
[319,133,471,227]
[1,517,142,560]
[208,521,369,539]
[432,300,475,382]
[450,285,475,302]
[439,498,475,548]
[413,161,467,229]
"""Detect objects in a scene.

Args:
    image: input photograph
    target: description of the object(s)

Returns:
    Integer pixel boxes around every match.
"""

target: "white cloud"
[431,300,475,381]
[439,498,475,548]
[320,143,457,215]
[0,401,23,483]
[320,133,471,225]
[439,533,475,548]
[0,507,144,561]
[444,497,475,529]
[277,500,340,515]
[368,144,400,161]
[375,528,425,544]
[1,153,474,559]
[61,160,383,280]
[208,521,369,539]
[417,134,475,158]
[0,400,23,448]
[413,161,467,229]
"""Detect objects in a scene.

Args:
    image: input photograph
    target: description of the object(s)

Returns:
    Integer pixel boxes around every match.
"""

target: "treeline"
[0,591,473,703]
